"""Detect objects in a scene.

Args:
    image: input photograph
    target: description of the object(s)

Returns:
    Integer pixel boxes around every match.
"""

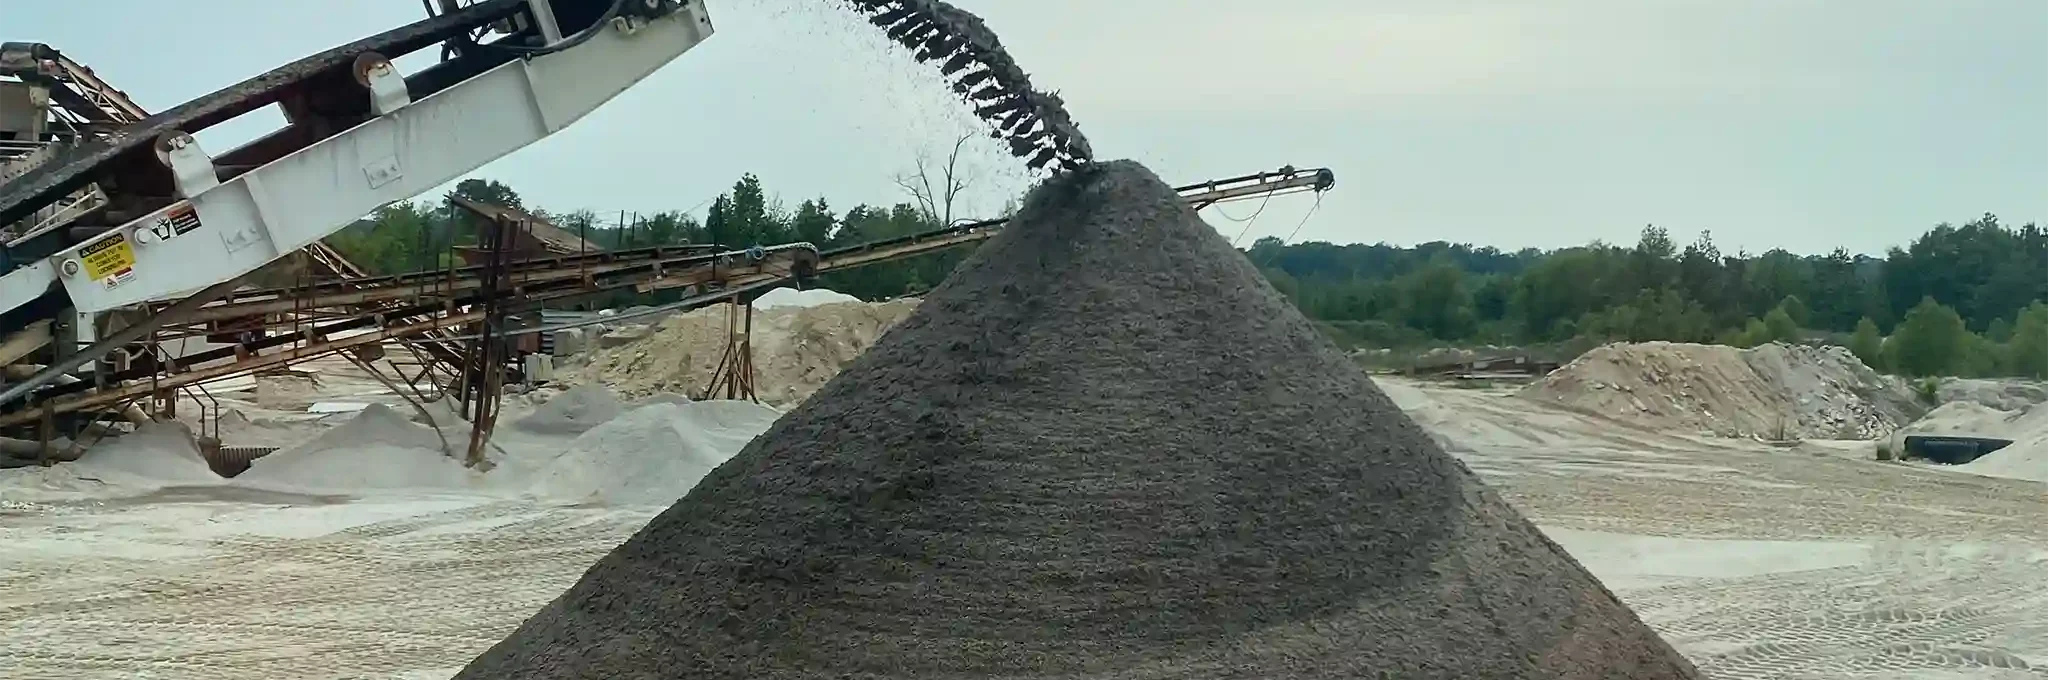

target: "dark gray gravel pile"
[455,160,1701,679]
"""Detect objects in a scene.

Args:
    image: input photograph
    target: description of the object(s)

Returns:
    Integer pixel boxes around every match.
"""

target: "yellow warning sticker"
[77,232,136,288]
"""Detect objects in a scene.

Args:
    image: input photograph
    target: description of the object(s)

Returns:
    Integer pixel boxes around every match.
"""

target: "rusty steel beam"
[816,228,993,272]
[0,247,819,417]
[0,309,488,427]
[171,247,753,324]
[0,268,810,426]
[0,276,247,409]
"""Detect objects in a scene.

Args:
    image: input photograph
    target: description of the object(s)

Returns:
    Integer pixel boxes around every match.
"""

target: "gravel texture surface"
[455,161,1700,679]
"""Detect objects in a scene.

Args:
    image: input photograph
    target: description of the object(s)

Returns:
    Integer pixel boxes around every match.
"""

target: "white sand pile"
[627,392,695,410]
[236,404,482,494]
[512,384,624,435]
[751,287,859,310]
[213,408,340,448]
[572,298,919,407]
[1897,400,2048,480]
[1951,404,2048,482]
[1897,402,2023,439]
[523,400,780,505]
[408,397,473,430]
[0,422,220,501]
[1937,378,2048,411]
[1522,341,1921,440]
[73,422,223,484]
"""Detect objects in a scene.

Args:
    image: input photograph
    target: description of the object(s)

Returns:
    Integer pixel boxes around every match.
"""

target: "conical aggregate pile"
[455,161,1701,679]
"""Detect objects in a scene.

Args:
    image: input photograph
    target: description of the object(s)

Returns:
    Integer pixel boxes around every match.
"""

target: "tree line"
[1248,215,2046,379]
[324,177,2047,380]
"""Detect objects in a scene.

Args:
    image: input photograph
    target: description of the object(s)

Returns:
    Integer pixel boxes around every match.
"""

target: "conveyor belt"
[163,244,746,325]
[2,156,1326,429]
[156,167,1332,329]
[1,242,818,416]
[842,0,1092,173]
[0,0,526,231]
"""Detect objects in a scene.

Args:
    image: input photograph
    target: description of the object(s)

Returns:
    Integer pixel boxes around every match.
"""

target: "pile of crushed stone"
[1522,341,1923,440]
[455,161,1698,679]
[0,422,220,502]
[512,384,624,436]
[235,404,479,494]
[521,399,782,505]
[1896,401,2021,441]
[570,297,918,407]
[1936,377,2048,412]
[750,286,860,310]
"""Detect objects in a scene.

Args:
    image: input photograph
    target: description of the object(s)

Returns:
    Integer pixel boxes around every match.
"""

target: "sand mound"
[751,286,859,310]
[524,400,780,505]
[1952,404,2048,482]
[0,422,220,501]
[236,404,479,493]
[1882,398,2048,483]
[571,297,919,407]
[71,422,222,485]
[625,392,694,410]
[513,384,624,435]
[1959,438,2048,480]
[1937,378,2048,411]
[1898,402,2022,439]
[1522,341,1920,439]
[456,161,1697,679]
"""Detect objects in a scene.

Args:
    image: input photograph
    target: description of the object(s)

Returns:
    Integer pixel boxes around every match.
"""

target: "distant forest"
[325,177,2048,380]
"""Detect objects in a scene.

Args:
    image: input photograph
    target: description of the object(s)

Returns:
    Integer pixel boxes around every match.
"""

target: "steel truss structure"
[0,167,1334,446]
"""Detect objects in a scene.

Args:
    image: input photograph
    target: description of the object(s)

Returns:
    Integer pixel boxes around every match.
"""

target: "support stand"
[700,295,757,402]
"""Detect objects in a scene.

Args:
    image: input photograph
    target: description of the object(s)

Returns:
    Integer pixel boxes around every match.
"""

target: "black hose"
[478,0,651,58]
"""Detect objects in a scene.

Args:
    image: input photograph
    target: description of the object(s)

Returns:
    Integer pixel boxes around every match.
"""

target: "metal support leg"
[527,0,566,44]
[354,53,412,116]
[156,133,219,198]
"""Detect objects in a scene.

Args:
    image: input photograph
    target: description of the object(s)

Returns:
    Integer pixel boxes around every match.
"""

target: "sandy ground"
[6,375,2048,678]
[1387,378,2048,679]
[0,490,654,679]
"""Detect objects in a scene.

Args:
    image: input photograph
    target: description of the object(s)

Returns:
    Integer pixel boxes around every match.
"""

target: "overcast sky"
[16,0,2046,255]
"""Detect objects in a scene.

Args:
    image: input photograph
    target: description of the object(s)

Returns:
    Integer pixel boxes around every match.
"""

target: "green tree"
[1958,333,2006,378]
[1886,297,1969,377]
[451,178,523,210]
[2011,302,2048,379]
[1762,306,1800,344]
[1987,317,2016,343]
[1396,260,1476,340]
[791,198,836,245]
[1733,317,1770,348]
[1777,295,1811,328]
[1849,317,1884,370]
[1581,288,1711,343]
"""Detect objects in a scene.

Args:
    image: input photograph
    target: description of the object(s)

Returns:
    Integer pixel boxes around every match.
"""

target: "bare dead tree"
[893,131,977,227]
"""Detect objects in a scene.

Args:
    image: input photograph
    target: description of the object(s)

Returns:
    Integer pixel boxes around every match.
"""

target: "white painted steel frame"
[0,5,713,316]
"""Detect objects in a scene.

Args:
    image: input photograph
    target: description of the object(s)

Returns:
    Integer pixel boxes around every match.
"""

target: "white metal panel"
[525,3,714,132]
[47,10,714,314]
[0,259,55,312]
[0,82,44,138]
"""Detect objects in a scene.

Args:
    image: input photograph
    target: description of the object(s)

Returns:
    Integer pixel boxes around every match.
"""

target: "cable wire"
[1218,190,1276,248]
[1277,191,1327,245]
[1256,192,1327,269]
